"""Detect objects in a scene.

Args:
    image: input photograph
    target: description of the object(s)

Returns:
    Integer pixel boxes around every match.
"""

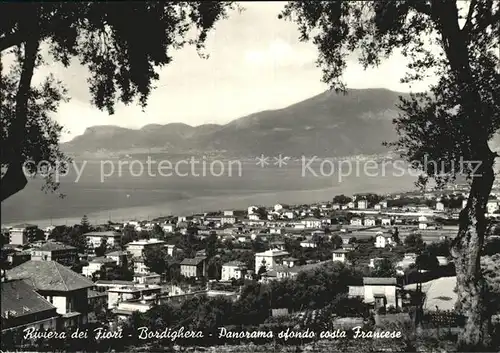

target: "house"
[133,273,161,285]
[374,204,382,210]
[487,199,499,214]
[9,224,39,245]
[301,217,322,229]
[82,257,117,278]
[282,257,298,268]
[347,202,355,209]
[283,210,295,219]
[436,201,445,211]
[381,218,392,226]
[363,217,376,227]
[248,206,258,215]
[374,233,393,248]
[6,260,94,328]
[249,213,261,221]
[369,257,385,268]
[380,200,388,209]
[255,249,290,272]
[126,238,166,258]
[105,250,129,267]
[350,218,363,226]
[332,249,348,263]
[462,199,468,209]
[1,279,59,334]
[221,215,236,225]
[362,277,401,309]
[274,204,285,212]
[224,210,234,216]
[107,285,162,310]
[85,231,122,249]
[300,240,318,248]
[357,200,368,209]
[132,257,149,275]
[31,242,78,264]
[180,257,208,278]
[221,261,247,281]
[162,224,175,233]
[332,204,341,210]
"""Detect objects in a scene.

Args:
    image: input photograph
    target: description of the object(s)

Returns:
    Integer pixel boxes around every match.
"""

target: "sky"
[6,1,439,142]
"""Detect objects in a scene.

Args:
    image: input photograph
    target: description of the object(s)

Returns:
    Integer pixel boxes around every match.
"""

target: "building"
[180,257,208,278]
[162,224,175,233]
[301,217,322,229]
[6,260,94,328]
[350,218,363,226]
[1,279,59,334]
[436,202,445,211]
[364,218,376,227]
[332,249,348,263]
[85,231,122,249]
[105,250,129,267]
[248,206,258,215]
[221,215,236,225]
[362,277,401,309]
[9,224,38,246]
[126,238,166,258]
[133,273,161,285]
[31,242,78,264]
[132,257,150,275]
[487,199,499,214]
[374,233,393,248]
[381,218,392,226]
[300,240,317,248]
[82,257,117,278]
[221,261,247,281]
[357,200,368,209]
[255,249,290,272]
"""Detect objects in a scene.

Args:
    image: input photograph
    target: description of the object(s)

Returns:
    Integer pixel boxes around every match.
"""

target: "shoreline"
[2,184,414,229]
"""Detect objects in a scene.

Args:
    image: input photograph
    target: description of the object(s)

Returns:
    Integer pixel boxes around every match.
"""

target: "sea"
[1,157,418,228]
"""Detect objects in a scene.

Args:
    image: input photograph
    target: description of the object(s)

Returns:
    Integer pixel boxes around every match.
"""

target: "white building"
[357,200,368,209]
[374,233,393,248]
[364,218,376,227]
[350,218,363,226]
[248,206,258,215]
[436,202,445,211]
[362,277,401,309]
[126,238,166,258]
[487,200,499,214]
[162,224,175,233]
[224,210,234,216]
[300,240,317,248]
[301,217,322,229]
[283,211,295,219]
[332,249,348,263]
[133,257,149,275]
[249,213,261,221]
[221,215,236,225]
[85,231,122,249]
[381,218,392,226]
[255,249,290,272]
[82,257,116,278]
[221,261,247,281]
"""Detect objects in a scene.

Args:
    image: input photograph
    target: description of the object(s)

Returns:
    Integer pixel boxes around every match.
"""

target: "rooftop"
[223,261,247,268]
[36,242,77,252]
[363,277,398,286]
[1,280,56,319]
[255,249,290,257]
[6,260,94,292]
[180,257,207,266]
[126,238,166,246]
[84,231,121,237]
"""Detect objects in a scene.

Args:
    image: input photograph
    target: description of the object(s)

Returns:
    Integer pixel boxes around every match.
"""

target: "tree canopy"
[281,1,499,349]
[0,1,236,200]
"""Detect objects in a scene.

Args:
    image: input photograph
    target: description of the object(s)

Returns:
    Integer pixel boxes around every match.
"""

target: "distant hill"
[62,88,409,157]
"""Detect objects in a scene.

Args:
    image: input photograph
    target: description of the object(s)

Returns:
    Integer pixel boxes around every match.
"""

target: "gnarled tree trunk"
[451,152,495,351]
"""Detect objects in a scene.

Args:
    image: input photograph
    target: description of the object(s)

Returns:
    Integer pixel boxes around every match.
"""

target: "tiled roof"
[89,257,116,264]
[84,231,121,237]
[37,242,77,252]
[363,277,397,286]
[1,280,56,318]
[6,260,94,292]
[105,250,128,256]
[223,261,247,267]
[180,257,206,266]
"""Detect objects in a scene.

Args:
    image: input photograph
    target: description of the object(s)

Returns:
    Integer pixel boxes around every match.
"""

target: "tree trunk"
[451,154,495,351]
[1,19,39,202]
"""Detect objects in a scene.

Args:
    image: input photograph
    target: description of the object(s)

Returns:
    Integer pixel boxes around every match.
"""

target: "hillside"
[62,88,408,157]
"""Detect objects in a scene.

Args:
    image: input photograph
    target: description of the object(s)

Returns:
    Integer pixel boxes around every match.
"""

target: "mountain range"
[62,88,409,158]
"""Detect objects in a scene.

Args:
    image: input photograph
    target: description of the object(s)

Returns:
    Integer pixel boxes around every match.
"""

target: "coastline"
[2,183,414,229]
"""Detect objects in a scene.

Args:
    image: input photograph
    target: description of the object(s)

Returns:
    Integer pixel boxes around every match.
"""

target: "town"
[2,185,500,352]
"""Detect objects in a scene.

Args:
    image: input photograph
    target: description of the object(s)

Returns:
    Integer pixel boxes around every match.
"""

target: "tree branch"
[410,0,432,16]
[462,0,478,33]
[1,15,39,202]
[473,8,500,35]
[0,31,27,52]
